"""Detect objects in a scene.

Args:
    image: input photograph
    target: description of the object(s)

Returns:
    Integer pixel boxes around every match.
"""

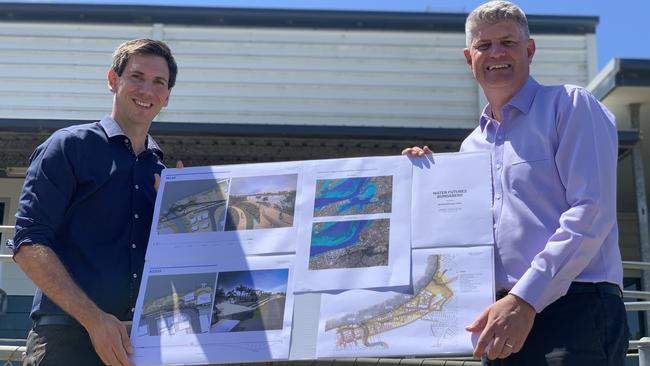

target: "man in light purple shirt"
[404,1,628,365]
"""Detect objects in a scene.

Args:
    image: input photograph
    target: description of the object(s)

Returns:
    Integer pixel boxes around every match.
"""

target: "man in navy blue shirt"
[10,39,177,366]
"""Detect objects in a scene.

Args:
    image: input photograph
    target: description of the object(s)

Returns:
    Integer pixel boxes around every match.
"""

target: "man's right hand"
[86,311,134,366]
[401,145,432,156]
[14,245,136,365]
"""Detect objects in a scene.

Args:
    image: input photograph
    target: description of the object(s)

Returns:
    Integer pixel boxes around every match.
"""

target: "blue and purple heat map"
[309,219,376,258]
[313,176,391,216]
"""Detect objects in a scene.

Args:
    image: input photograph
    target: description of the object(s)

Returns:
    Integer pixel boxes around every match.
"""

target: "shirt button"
[496,164,501,170]
[134,213,139,219]
[495,194,501,200]
[134,184,139,190]
[131,243,137,249]
[123,138,129,144]
[133,273,138,279]
[131,307,135,313]
[493,224,497,230]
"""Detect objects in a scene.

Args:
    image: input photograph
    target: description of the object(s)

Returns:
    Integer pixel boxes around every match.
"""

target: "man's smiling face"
[109,53,171,129]
[464,20,535,102]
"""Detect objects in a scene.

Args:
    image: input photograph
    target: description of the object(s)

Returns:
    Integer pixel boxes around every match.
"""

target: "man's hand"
[154,160,184,192]
[14,244,135,365]
[85,312,134,366]
[401,145,432,156]
[466,294,535,360]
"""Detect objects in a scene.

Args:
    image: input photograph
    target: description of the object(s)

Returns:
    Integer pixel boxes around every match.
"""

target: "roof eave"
[0,3,598,33]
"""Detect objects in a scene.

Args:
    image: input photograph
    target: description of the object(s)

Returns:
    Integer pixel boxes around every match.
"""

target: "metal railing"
[0,352,481,366]
[0,226,21,364]
[0,343,24,364]
[622,261,650,365]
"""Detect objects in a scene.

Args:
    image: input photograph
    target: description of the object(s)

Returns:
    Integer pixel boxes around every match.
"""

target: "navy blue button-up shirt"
[11,116,165,320]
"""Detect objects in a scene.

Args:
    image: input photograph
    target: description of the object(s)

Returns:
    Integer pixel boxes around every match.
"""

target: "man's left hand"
[154,160,184,192]
[466,293,536,360]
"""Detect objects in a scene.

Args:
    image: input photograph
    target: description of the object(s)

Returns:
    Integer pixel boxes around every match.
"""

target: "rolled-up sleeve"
[510,88,619,311]
[11,130,78,253]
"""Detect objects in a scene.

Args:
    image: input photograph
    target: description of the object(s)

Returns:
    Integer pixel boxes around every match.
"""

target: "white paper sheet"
[316,246,494,358]
[411,152,494,248]
[132,153,496,364]
[130,255,295,365]
[293,156,412,292]
[148,161,306,263]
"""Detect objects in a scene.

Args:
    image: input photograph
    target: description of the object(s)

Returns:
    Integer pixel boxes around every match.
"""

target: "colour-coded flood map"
[158,179,230,234]
[309,219,389,270]
[314,176,392,217]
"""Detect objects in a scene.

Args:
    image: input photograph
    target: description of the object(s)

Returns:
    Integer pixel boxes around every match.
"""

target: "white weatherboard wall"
[0,20,593,295]
[0,22,591,130]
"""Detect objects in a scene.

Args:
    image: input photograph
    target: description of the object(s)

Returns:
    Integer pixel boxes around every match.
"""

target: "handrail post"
[630,103,650,335]
[639,337,650,366]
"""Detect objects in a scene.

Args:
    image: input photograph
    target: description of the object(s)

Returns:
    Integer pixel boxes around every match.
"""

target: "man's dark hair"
[111,38,178,89]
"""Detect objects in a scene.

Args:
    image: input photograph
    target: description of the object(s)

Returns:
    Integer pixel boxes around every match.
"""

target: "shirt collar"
[507,76,540,115]
[479,105,492,132]
[99,115,125,138]
[99,116,164,160]
[479,76,540,132]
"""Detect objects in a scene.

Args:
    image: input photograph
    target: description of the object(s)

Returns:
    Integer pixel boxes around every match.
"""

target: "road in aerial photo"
[157,178,230,234]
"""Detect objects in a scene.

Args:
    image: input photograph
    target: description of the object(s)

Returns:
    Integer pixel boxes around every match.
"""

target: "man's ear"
[107,69,117,93]
[526,38,536,64]
[463,48,472,67]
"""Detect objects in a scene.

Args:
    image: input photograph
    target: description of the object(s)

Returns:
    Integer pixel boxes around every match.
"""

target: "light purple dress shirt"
[461,76,623,312]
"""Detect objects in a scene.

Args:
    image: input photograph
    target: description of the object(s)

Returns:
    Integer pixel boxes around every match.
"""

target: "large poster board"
[130,153,495,365]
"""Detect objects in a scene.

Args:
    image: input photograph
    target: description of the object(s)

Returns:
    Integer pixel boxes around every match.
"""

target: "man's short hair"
[465,1,530,48]
[111,38,178,89]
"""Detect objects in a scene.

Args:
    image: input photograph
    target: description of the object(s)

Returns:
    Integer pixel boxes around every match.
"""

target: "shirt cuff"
[9,235,54,255]
[509,268,572,313]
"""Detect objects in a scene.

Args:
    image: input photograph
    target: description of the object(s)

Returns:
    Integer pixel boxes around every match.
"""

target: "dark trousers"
[483,284,629,366]
[24,324,104,366]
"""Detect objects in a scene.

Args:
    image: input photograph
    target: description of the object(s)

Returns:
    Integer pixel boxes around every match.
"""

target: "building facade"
[1,2,645,343]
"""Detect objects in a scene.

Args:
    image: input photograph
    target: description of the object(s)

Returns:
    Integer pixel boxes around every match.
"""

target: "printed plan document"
[411,153,494,247]
[316,246,494,358]
[130,153,495,365]
[294,156,412,292]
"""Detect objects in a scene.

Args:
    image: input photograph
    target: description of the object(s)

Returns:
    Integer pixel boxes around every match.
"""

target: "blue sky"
[7,0,647,72]
[217,269,289,293]
[230,174,297,196]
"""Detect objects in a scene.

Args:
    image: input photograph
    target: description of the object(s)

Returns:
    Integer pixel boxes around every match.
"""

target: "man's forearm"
[14,243,103,328]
